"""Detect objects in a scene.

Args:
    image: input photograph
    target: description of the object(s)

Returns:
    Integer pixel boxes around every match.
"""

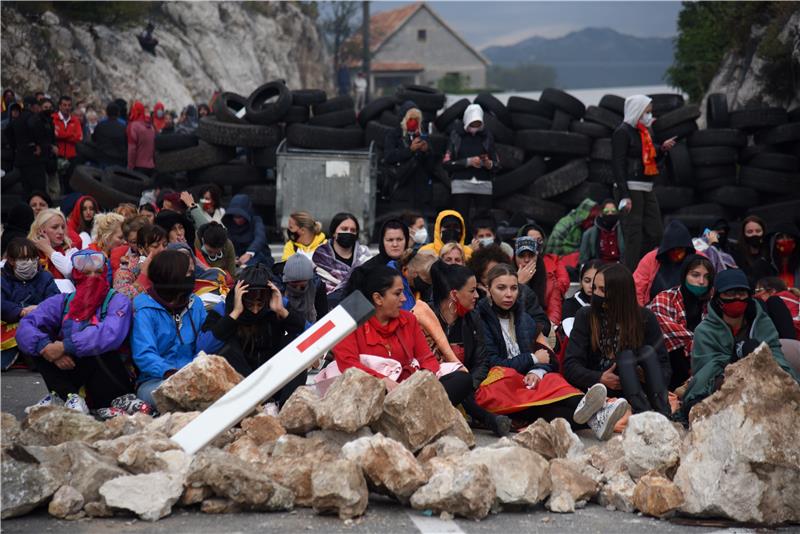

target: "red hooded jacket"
[52,111,83,159]
[66,195,98,249]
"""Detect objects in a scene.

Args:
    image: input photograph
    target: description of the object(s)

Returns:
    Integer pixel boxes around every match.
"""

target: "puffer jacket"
[1,266,60,323]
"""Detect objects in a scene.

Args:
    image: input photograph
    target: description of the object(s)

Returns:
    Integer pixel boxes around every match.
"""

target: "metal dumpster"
[275,140,378,240]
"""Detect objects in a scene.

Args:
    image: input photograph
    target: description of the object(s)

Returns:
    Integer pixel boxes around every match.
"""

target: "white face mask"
[14,259,38,281]
[467,126,481,135]
[640,112,653,127]
[412,227,428,245]
[479,237,495,248]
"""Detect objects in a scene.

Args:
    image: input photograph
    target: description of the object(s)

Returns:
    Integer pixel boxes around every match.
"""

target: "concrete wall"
[374,7,486,89]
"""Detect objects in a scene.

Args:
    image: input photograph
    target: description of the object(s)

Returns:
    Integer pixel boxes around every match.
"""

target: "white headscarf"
[623,95,652,127]
[462,104,484,131]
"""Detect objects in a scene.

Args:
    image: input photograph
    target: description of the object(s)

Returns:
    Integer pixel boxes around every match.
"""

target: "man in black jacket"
[90,102,128,165]
[9,96,50,195]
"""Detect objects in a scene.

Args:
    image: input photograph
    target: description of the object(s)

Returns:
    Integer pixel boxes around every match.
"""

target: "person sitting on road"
[281,210,326,262]
[579,199,625,266]
[400,210,428,250]
[274,253,328,329]
[361,218,409,270]
[312,212,372,307]
[468,212,514,259]
[221,194,271,269]
[516,222,571,326]
[439,241,466,265]
[731,215,769,287]
[17,250,134,413]
[66,195,99,250]
[155,208,195,247]
[420,209,473,260]
[562,260,604,323]
[28,208,78,280]
[194,221,237,276]
[633,219,696,306]
[755,276,800,340]
[113,224,167,299]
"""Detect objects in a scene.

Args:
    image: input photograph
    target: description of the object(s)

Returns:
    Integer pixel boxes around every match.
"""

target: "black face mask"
[591,293,606,313]
[744,235,762,249]
[413,276,431,296]
[335,232,357,249]
[154,275,195,312]
[441,229,461,244]
[287,229,299,242]
[599,214,619,230]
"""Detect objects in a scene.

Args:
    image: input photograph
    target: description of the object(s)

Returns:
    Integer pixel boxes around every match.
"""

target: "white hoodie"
[623,95,652,127]
[462,104,484,131]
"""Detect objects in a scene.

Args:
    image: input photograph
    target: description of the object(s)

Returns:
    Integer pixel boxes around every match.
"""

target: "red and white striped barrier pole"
[172,291,374,455]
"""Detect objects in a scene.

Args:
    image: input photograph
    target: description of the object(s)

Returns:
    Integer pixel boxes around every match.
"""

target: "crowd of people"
[1,90,799,438]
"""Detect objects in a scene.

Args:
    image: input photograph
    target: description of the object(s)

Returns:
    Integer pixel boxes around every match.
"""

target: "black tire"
[540,88,585,118]
[570,120,612,139]
[653,121,698,144]
[530,159,589,199]
[291,90,327,106]
[238,184,276,207]
[250,146,277,168]
[284,105,310,124]
[550,109,572,131]
[693,164,736,180]
[379,110,399,127]
[365,121,394,149]
[245,81,291,125]
[590,139,612,161]
[286,123,363,150]
[212,92,248,124]
[396,85,445,111]
[754,122,800,145]
[357,96,396,128]
[694,175,737,191]
[492,156,547,197]
[475,92,512,127]
[748,152,799,172]
[511,113,552,131]
[689,146,739,166]
[497,194,567,226]
[674,203,726,218]
[308,109,357,127]
[312,95,354,116]
[706,93,729,128]
[515,130,592,157]
[598,94,625,115]
[197,117,282,147]
[434,99,470,132]
[729,107,788,131]
[747,200,800,226]
[702,185,759,208]
[553,181,612,207]
[588,160,615,185]
[667,142,693,186]
[70,165,139,210]
[187,163,265,187]
[155,141,236,173]
[648,94,685,116]
[739,165,800,195]
[653,185,695,211]
[653,105,701,132]
[507,96,554,118]
[154,133,198,152]
[687,129,746,148]
[663,213,725,234]
[484,113,514,145]
[102,166,154,196]
[584,106,622,130]
[495,143,525,170]
[429,132,448,156]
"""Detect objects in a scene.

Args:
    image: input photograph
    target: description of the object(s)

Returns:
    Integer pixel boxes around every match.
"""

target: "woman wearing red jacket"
[515,223,570,326]
[333,265,473,404]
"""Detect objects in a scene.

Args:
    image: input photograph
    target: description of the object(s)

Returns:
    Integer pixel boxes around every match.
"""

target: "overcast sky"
[369,1,682,49]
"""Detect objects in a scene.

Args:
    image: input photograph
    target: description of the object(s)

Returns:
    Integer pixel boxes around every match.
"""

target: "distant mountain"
[482,27,674,89]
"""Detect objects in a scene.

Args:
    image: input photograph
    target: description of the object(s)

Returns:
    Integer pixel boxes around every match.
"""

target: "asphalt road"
[0,370,780,534]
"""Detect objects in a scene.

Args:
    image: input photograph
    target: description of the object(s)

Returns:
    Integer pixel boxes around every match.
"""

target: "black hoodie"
[649,220,695,300]
[362,218,410,270]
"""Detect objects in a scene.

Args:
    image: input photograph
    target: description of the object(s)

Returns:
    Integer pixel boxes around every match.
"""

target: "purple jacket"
[311,240,372,294]
[16,291,132,358]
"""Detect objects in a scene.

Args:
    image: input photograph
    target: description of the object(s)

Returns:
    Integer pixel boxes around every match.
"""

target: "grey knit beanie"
[282,253,314,282]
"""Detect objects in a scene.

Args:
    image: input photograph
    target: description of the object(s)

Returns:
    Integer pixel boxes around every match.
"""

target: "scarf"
[637,123,658,176]
[67,270,111,321]
[286,282,317,323]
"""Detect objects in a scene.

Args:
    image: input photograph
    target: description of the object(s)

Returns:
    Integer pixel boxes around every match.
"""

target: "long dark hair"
[329,212,360,237]
[430,261,474,306]
[735,215,766,269]
[346,265,401,306]
[589,263,643,352]
[378,219,409,257]
[681,255,715,291]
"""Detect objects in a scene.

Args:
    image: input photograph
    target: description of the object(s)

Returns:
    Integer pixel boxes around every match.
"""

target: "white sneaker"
[25,391,63,414]
[588,398,629,441]
[573,383,607,424]
[64,393,90,414]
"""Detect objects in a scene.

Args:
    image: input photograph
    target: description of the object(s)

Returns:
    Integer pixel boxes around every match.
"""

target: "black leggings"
[439,371,473,406]
[512,395,586,430]
[34,354,133,409]
[668,348,691,390]
[616,345,670,416]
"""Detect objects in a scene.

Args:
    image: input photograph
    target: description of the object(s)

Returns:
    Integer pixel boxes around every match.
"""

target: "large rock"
[513,418,583,460]
[546,458,600,513]
[622,412,680,479]
[93,431,177,460]
[410,459,496,520]
[633,474,684,518]
[311,458,368,519]
[102,413,153,439]
[240,413,286,446]
[437,404,476,448]
[146,411,201,436]
[26,441,128,503]
[278,386,319,435]
[372,371,455,452]
[48,485,84,519]
[100,472,184,521]
[272,434,338,458]
[585,435,626,481]
[264,454,316,507]
[306,427,373,450]
[152,353,243,412]
[224,435,269,465]
[674,344,800,524]
[1,446,60,519]
[463,446,550,506]
[1,412,21,450]
[21,405,106,445]
[315,368,385,433]
[597,472,636,512]
[341,433,428,501]
[416,436,470,465]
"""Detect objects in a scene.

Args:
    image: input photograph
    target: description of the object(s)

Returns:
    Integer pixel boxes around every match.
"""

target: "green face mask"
[685,282,709,297]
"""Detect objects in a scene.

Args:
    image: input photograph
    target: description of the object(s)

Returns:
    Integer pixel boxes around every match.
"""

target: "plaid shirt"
[647,287,706,353]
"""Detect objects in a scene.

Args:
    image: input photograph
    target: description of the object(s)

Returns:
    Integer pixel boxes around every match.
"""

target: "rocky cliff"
[1,1,331,110]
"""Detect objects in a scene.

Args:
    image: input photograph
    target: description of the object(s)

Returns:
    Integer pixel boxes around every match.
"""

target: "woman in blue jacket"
[221,194,270,269]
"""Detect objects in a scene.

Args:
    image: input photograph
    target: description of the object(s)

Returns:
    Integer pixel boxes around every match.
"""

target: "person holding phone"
[443,104,499,230]
[612,95,676,271]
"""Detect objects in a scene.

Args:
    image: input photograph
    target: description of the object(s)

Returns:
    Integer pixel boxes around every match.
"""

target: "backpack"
[61,289,118,322]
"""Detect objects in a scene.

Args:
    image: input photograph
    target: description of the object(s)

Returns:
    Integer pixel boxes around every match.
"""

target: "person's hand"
[600,363,621,390]
[517,260,536,285]
[418,140,429,152]
[267,281,288,319]
[33,233,54,255]
[467,156,482,168]
[140,246,160,277]
[230,280,248,320]
[383,377,399,393]
[237,252,253,266]
[53,355,75,371]
[524,372,541,389]
[619,198,632,214]
[180,191,195,208]
[41,341,65,362]
[706,230,719,245]
[410,137,424,152]
[19,305,38,317]
[661,136,677,151]
[533,348,550,364]
[481,155,493,169]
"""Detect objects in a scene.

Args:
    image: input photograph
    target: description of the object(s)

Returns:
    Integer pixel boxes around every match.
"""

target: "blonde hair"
[28,209,71,249]
[114,203,138,219]
[290,211,322,235]
[439,242,465,261]
[91,212,125,250]
[400,248,438,273]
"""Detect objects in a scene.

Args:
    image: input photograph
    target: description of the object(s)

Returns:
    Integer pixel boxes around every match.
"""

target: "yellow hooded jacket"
[282,232,327,261]
[419,209,473,260]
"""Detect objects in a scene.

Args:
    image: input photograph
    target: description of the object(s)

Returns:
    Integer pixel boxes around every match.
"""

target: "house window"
[417,29,427,42]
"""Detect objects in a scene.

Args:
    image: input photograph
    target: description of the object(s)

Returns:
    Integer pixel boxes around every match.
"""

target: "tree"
[320,1,361,71]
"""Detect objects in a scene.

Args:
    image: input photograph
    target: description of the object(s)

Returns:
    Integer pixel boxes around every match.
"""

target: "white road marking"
[407,511,466,534]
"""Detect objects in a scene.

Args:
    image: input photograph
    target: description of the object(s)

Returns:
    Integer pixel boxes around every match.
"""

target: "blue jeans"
[137,378,164,407]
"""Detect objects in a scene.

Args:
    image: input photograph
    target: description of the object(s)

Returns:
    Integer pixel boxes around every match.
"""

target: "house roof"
[371,61,425,72]
[347,2,490,67]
